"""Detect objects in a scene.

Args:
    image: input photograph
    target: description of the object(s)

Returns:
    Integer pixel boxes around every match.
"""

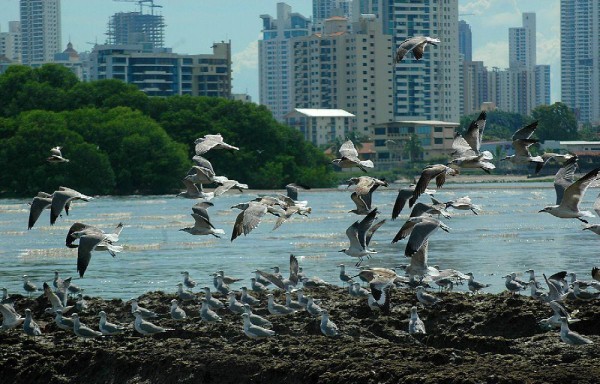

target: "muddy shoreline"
[2,287,600,384]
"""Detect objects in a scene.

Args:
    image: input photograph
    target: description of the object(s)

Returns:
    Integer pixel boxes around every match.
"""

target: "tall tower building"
[258,3,311,122]
[509,12,536,70]
[391,0,460,122]
[561,0,600,124]
[313,0,352,24]
[107,12,165,48]
[458,20,472,62]
[19,0,62,65]
[291,15,393,134]
[0,21,21,63]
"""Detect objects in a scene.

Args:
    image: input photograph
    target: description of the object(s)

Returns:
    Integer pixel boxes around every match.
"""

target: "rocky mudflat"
[1,287,600,384]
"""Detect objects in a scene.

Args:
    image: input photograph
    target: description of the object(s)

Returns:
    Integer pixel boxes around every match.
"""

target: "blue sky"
[0,0,560,103]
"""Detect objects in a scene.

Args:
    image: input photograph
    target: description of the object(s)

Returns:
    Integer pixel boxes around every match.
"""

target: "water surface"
[1,182,597,299]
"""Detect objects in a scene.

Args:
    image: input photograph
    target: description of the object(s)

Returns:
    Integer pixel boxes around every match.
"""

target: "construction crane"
[114,0,162,15]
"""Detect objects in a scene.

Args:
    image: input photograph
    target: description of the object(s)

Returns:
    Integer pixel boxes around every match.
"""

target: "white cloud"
[485,12,521,27]
[473,41,509,69]
[459,0,491,15]
[232,40,259,73]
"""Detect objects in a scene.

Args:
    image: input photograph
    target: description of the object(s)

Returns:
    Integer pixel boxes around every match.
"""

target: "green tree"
[531,102,578,141]
[459,110,532,141]
[403,134,424,161]
[0,110,115,196]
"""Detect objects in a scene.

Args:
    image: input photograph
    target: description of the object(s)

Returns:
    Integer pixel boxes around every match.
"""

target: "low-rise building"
[284,108,354,147]
[371,120,458,169]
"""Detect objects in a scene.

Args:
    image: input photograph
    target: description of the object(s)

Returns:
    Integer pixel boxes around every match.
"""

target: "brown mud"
[1,287,600,384]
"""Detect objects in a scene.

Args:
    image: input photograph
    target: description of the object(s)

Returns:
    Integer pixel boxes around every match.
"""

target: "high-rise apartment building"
[535,64,551,106]
[509,12,536,70]
[391,0,460,122]
[0,22,21,63]
[561,0,600,124]
[107,12,165,48]
[313,0,352,24]
[258,3,311,122]
[291,15,393,135]
[19,0,61,65]
[458,20,472,62]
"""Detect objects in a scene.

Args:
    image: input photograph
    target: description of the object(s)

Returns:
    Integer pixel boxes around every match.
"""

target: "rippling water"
[1,182,598,299]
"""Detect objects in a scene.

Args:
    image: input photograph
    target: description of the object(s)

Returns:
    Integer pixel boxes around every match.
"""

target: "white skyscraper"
[561,0,600,124]
[258,3,311,122]
[19,0,62,65]
[391,0,460,122]
[509,12,536,70]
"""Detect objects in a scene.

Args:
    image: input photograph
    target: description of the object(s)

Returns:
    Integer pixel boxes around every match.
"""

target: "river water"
[1,182,598,299]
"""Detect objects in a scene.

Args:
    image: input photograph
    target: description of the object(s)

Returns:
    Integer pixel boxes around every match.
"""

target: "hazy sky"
[0,0,560,103]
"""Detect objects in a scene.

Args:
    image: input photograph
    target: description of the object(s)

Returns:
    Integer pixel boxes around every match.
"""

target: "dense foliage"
[459,103,581,142]
[0,64,335,196]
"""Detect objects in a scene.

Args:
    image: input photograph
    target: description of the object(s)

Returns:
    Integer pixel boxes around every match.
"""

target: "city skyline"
[0,0,560,103]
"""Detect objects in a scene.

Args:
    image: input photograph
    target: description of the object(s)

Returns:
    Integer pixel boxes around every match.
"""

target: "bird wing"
[285,184,299,201]
[356,209,378,248]
[410,166,440,207]
[350,192,369,212]
[392,220,416,243]
[464,112,486,152]
[191,213,213,230]
[139,319,165,334]
[405,219,441,257]
[512,139,537,157]
[191,204,214,228]
[410,240,429,269]
[231,203,267,241]
[554,156,578,205]
[392,188,413,220]
[409,202,432,218]
[451,133,477,158]
[560,166,600,211]
[182,178,201,195]
[365,219,386,247]
[28,196,52,230]
[214,180,238,197]
[192,155,215,173]
[255,270,284,290]
[194,135,220,155]
[512,121,538,141]
[77,234,104,278]
[66,222,101,248]
[288,254,299,286]
[338,140,359,160]
[345,220,363,250]
[50,190,78,225]
[395,37,427,62]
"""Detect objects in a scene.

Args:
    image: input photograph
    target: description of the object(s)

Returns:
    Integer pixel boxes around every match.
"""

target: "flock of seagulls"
[7,37,600,347]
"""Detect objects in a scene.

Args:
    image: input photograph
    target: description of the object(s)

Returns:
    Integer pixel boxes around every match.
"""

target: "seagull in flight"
[394,36,440,63]
[331,140,374,173]
[339,208,385,267]
[47,146,69,163]
[539,161,600,223]
[194,133,239,155]
[409,164,458,208]
[179,201,224,237]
